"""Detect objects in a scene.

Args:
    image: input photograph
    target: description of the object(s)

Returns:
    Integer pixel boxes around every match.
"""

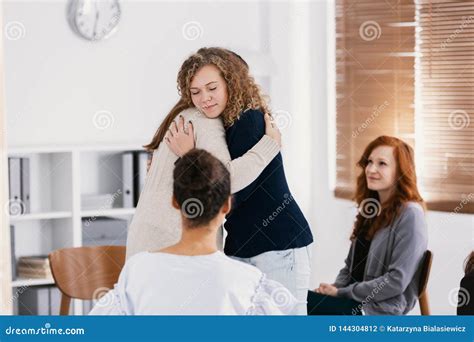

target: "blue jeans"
[231,245,312,315]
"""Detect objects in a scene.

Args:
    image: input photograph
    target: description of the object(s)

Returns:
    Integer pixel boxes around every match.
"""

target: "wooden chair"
[418,250,433,315]
[49,246,126,315]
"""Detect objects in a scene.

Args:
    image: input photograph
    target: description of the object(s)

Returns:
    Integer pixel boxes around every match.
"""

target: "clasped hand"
[165,113,282,157]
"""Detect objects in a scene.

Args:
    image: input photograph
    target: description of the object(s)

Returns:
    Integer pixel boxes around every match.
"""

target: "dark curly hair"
[173,149,230,228]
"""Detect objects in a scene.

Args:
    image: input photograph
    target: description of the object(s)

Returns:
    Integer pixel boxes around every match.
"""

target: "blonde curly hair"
[144,47,270,151]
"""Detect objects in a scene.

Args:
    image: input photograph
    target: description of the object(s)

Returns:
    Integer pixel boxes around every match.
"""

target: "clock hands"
[92,2,100,39]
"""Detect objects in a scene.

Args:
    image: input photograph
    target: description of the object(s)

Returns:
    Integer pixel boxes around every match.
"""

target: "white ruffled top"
[89,251,298,315]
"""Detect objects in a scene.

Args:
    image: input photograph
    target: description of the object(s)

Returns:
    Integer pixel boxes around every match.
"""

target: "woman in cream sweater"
[125,57,281,259]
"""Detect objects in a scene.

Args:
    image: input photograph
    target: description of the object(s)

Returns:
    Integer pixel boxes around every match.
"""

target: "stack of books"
[17,255,52,279]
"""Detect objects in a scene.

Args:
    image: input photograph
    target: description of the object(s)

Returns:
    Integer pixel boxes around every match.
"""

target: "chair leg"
[60,294,71,315]
[419,291,430,315]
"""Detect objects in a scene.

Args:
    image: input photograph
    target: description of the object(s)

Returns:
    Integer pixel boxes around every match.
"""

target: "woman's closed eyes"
[191,86,218,96]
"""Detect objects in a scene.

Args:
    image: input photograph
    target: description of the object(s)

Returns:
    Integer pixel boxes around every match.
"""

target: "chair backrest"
[49,245,126,315]
[418,250,433,296]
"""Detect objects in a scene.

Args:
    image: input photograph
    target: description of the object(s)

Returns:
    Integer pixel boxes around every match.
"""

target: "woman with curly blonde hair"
[126,47,282,262]
[145,47,271,147]
[164,47,314,315]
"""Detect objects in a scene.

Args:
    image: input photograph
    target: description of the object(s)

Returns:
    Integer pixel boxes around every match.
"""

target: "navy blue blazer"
[224,109,313,258]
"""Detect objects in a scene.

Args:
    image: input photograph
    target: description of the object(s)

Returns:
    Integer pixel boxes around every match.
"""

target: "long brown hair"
[465,252,474,275]
[351,136,425,240]
[144,47,270,151]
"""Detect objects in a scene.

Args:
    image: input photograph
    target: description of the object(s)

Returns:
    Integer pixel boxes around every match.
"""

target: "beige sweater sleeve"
[193,114,280,194]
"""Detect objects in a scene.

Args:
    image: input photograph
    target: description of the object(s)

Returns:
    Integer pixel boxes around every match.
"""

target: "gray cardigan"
[335,202,428,315]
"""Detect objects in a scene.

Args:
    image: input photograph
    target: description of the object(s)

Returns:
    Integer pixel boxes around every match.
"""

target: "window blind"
[335,0,416,199]
[335,0,474,213]
[415,0,474,213]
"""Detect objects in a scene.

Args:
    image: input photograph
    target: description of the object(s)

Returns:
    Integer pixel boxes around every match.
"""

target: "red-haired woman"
[458,251,474,315]
[308,136,428,315]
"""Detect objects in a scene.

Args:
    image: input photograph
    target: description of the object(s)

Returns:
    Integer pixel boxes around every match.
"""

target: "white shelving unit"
[10,212,73,222]
[11,278,55,288]
[7,144,143,315]
[80,208,136,218]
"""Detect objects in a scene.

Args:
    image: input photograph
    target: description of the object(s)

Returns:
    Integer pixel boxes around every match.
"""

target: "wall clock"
[68,0,121,41]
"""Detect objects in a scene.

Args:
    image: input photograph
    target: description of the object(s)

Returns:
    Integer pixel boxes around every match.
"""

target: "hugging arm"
[165,112,280,194]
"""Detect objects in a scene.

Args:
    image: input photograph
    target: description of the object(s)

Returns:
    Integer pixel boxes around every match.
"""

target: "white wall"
[0,0,13,315]
[3,0,473,315]
[3,0,263,146]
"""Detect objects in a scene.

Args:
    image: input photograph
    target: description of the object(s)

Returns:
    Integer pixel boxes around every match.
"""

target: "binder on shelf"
[17,286,61,315]
[122,152,134,208]
[10,225,16,280]
[20,157,31,214]
[18,286,50,315]
[8,158,22,215]
[49,286,62,315]
[134,151,149,206]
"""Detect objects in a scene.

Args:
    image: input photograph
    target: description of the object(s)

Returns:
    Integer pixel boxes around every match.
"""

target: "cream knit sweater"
[126,108,280,259]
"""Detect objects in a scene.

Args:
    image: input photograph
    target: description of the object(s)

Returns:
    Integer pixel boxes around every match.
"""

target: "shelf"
[9,211,73,222]
[80,208,136,217]
[8,143,145,154]
[6,146,142,315]
[11,278,55,287]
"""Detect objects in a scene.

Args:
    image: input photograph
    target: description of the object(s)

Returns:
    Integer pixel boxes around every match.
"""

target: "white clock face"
[69,0,121,41]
